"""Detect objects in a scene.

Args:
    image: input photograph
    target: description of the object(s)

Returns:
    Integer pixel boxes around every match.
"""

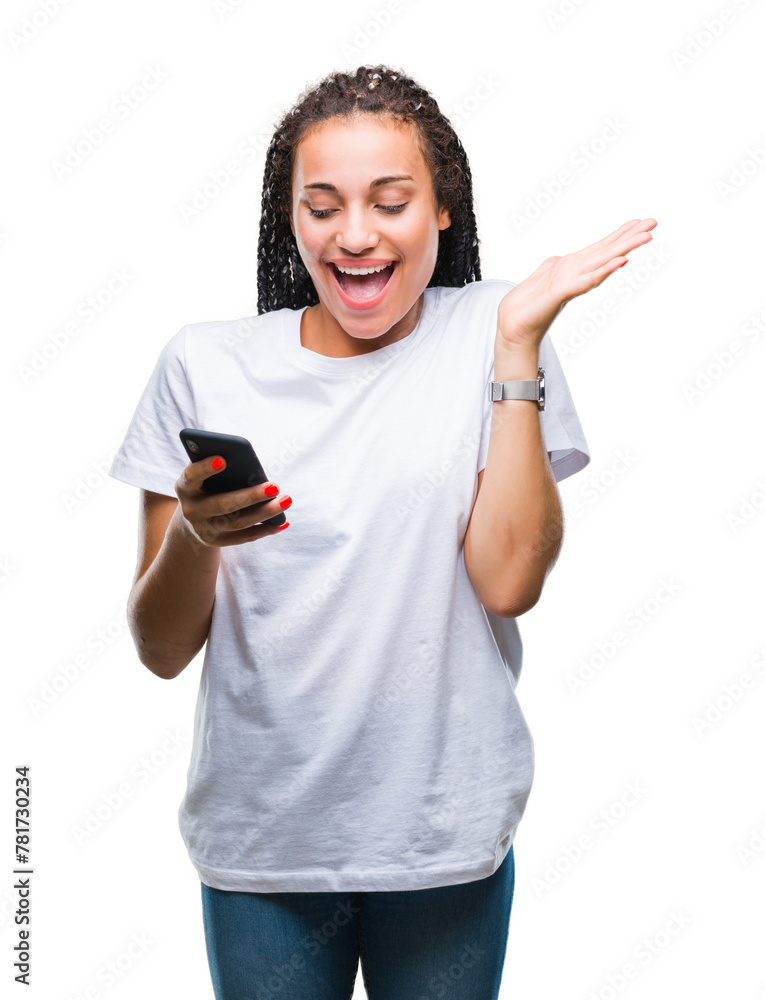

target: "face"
[289,115,451,351]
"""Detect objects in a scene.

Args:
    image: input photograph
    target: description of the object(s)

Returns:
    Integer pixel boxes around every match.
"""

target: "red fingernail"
[279,496,292,509]
[211,457,224,469]
[619,260,628,268]
[264,484,279,496]
[278,522,290,531]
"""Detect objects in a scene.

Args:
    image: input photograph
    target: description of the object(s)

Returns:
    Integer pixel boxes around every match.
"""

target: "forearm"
[464,339,563,617]
[128,506,221,679]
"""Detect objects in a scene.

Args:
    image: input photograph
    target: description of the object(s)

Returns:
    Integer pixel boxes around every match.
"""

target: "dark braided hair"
[256,64,482,315]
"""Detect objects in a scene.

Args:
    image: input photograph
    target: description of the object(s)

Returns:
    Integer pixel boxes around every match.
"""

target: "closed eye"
[309,204,408,218]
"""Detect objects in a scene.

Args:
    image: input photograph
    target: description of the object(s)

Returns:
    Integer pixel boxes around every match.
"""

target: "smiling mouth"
[328,261,396,300]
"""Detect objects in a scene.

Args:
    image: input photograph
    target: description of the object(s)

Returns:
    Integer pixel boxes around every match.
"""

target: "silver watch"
[489,367,545,410]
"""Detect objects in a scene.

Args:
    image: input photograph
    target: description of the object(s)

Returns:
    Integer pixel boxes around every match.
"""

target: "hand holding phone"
[176,428,291,548]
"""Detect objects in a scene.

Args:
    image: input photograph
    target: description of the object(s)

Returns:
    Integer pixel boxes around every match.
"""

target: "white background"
[3,0,764,997]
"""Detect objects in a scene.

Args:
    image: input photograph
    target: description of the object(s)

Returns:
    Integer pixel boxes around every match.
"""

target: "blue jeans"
[201,844,514,1000]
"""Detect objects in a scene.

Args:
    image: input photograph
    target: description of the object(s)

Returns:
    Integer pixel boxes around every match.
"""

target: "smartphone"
[178,428,286,527]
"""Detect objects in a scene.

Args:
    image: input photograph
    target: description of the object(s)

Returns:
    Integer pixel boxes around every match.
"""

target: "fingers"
[572,219,656,277]
[576,220,638,256]
[605,218,654,244]
[187,454,227,489]
[605,218,657,254]
[178,455,278,511]
[214,517,290,547]
[190,509,286,550]
[203,489,290,545]
[175,453,225,499]
[174,455,290,543]
[580,218,656,257]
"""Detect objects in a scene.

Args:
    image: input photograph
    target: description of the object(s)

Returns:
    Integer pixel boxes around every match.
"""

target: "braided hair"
[256,64,483,315]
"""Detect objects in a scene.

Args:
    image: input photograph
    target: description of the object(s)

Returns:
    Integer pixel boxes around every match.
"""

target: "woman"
[109,65,655,999]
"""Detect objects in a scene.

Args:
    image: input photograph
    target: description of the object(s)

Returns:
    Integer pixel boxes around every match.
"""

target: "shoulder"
[435,280,518,334]
[179,309,287,367]
[437,278,518,310]
[182,309,284,348]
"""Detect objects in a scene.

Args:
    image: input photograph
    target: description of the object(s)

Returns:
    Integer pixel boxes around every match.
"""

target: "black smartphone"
[178,428,286,527]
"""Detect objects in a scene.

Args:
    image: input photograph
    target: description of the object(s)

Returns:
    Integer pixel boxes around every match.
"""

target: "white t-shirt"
[108,279,590,892]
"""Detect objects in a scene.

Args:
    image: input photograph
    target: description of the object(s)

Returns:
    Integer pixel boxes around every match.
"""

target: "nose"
[333,206,383,256]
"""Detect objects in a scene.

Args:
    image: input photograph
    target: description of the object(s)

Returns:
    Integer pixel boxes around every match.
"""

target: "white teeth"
[334,262,394,275]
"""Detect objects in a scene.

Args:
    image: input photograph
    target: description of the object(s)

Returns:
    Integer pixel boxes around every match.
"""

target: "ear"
[438,205,451,231]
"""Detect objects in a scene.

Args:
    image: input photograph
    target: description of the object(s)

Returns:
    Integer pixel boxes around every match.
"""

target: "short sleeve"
[478,329,591,484]
[108,327,197,497]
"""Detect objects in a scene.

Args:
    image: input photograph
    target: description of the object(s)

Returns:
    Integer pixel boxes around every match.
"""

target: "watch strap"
[488,367,545,410]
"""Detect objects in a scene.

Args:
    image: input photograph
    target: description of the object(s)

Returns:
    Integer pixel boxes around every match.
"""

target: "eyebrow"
[303,175,415,192]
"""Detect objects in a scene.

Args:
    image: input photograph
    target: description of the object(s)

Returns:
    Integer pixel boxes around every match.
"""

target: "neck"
[300,294,424,358]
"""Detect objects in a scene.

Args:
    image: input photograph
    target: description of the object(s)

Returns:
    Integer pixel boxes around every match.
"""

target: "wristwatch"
[489,367,545,410]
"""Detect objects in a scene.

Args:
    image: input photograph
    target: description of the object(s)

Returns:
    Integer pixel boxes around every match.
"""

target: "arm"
[464,218,657,616]
[127,491,220,680]
[463,340,563,619]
